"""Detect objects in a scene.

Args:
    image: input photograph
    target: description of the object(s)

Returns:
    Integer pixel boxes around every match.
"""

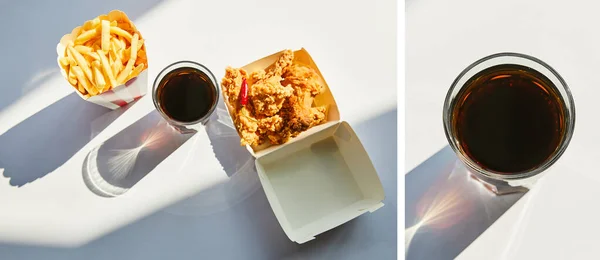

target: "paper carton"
[222,48,385,243]
[55,10,148,110]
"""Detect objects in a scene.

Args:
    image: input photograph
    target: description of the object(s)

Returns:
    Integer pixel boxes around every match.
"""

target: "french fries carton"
[222,48,385,244]
[56,10,148,109]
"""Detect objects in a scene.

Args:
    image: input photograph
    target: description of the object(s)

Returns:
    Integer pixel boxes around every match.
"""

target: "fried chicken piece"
[221,66,248,110]
[266,49,294,78]
[256,115,287,144]
[265,130,292,145]
[257,115,284,134]
[247,50,295,117]
[248,74,294,117]
[276,93,327,144]
[282,64,324,96]
[222,68,261,146]
[236,107,260,146]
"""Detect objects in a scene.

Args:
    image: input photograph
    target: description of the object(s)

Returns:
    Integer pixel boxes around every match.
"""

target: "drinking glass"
[443,53,575,191]
[152,61,220,134]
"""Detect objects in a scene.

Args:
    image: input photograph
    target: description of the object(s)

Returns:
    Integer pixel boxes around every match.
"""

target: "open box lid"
[255,121,385,243]
[221,48,341,158]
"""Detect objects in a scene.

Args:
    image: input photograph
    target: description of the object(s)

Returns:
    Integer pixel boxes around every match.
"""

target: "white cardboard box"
[223,48,385,244]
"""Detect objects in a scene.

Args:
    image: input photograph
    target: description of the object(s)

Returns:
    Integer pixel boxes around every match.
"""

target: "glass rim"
[443,52,576,181]
[152,60,220,127]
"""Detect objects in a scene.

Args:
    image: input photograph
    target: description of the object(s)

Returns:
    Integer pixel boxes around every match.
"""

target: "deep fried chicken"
[221,50,328,147]
[281,93,327,137]
[282,64,324,96]
[266,49,294,78]
[222,66,247,111]
[237,106,260,146]
[248,73,293,117]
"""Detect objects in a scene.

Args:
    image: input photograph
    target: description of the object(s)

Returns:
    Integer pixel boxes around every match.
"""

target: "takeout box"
[222,48,385,243]
[56,10,148,110]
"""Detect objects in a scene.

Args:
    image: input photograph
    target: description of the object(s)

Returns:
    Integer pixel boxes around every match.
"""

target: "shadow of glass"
[162,101,260,216]
[82,99,257,199]
[83,110,193,197]
[405,146,527,260]
[0,93,128,187]
[0,0,164,112]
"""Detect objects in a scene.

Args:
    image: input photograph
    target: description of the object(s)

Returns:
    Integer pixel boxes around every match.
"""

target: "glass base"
[468,171,529,195]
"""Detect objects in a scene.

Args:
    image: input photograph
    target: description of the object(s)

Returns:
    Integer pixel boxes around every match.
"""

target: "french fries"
[75,29,98,45]
[72,66,96,95]
[131,63,145,81]
[67,69,78,86]
[101,20,110,52]
[68,46,93,82]
[97,49,117,88]
[117,33,138,83]
[92,60,106,92]
[57,10,148,97]
[59,57,69,67]
[110,26,133,42]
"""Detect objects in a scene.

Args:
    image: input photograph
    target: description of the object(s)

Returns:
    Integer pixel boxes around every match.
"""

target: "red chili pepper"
[240,78,248,106]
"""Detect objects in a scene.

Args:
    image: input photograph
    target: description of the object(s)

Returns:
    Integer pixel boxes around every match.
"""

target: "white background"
[408,0,600,258]
[0,0,397,259]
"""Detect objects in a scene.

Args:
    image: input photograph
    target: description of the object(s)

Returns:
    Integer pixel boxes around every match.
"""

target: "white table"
[0,0,397,259]
[408,0,600,258]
